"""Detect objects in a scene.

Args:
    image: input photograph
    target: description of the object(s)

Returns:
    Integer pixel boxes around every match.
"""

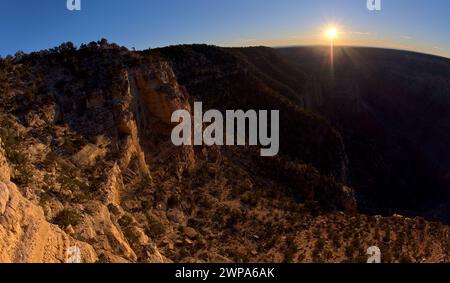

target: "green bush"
[12,163,33,186]
[118,214,134,227]
[283,236,298,263]
[145,217,166,238]
[53,209,82,229]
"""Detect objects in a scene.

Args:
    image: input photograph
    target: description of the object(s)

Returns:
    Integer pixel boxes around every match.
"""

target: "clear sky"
[1,0,449,57]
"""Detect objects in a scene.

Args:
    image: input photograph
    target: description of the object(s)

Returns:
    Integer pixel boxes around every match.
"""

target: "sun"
[326,27,338,40]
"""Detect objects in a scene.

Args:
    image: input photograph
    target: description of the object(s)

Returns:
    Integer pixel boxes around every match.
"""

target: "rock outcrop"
[0,141,97,263]
[0,181,98,263]
[73,201,137,262]
[128,65,196,170]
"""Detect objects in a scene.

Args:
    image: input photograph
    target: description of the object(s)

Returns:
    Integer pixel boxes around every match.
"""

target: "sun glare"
[327,27,338,40]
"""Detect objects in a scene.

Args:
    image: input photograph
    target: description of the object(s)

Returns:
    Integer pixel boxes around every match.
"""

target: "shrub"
[12,163,33,186]
[43,151,58,168]
[345,244,355,258]
[53,209,82,229]
[399,254,413,263]
[139,175,152,190]
[283,236,297,263]
[145,217,166,238]
[118,214,134,227]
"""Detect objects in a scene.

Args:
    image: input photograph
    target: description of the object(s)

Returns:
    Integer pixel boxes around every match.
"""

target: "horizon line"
[2,41,449,61]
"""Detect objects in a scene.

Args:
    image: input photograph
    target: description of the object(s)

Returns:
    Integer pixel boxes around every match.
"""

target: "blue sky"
[1,0,449,57]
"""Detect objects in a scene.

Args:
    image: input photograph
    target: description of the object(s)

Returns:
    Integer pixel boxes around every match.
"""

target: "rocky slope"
[0,138,97,263]
[0,41,449,262]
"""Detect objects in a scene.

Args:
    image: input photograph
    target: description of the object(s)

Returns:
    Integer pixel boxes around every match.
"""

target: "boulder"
[184,227,198,239]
